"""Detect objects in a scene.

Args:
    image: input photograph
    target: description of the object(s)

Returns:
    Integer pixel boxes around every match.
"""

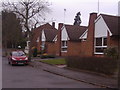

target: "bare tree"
[2,0,51,60]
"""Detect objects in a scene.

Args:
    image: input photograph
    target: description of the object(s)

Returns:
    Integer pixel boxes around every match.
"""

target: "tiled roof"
[65,25,87,41]
[101,14,120,36]
[44,29,57,42]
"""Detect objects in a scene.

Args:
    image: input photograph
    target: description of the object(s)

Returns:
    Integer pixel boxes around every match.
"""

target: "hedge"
[65,56,118,75]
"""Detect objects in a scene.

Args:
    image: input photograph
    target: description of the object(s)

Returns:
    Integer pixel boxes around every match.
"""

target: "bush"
[33,48,37,57]
[65,56,118,75]
[41,54,56,59]
[104,47,118,59]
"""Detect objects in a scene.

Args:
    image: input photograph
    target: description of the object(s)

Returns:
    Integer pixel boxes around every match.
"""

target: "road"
[2,57,99,88]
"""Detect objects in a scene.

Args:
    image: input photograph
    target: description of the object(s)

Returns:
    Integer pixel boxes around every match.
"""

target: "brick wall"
[107,31,119,48]
[37,41,41,51]
[80,41,88,56]
[85,13,97,56]
[46,42,56,55]
[67,41,81,56]
[61,52,68,56]
[55,23,63,56]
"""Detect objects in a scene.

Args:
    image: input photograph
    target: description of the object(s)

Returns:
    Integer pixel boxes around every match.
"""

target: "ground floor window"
[61,40,67,52]
[94,37,107,54]
[41,41,45,51]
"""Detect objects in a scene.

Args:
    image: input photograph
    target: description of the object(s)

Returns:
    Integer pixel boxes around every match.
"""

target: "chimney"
[52,22,55,28]
[86,12,97,56]
[55,23,63,56]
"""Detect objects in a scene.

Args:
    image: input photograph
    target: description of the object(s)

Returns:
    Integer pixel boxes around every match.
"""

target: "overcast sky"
[46,0,119,27]
[1,0,120,28]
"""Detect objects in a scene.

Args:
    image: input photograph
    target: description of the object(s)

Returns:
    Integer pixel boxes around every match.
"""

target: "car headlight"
[12,57,16,60]
[25,57,28,60]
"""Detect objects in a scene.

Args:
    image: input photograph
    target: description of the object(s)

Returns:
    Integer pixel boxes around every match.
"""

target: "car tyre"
[10,61,14,66]
[8,61,10,64]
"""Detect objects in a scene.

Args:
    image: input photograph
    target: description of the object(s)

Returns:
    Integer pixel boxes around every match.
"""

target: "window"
[95,37,107,54]
[82,38,87,41]
[41,41,45,51]
[61,41,67,52]
[96,38,102,46]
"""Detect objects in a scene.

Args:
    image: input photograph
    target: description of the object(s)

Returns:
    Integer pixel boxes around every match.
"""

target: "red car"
[8,51,29,65]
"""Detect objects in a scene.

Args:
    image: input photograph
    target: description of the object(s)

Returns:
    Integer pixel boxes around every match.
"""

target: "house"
[79,13,120,57]
[55,13,119,57]
[41,28,57,55]
[60,24,87,56]
[31,13,119,57]
[31,22,56,51]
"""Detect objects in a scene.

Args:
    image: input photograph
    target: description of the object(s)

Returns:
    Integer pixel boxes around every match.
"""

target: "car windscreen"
[12,51,25,56]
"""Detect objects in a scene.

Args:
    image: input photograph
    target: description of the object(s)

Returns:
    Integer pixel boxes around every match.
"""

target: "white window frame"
[82,38,87,41]
[61,40,68,52]
[94,37,107,54]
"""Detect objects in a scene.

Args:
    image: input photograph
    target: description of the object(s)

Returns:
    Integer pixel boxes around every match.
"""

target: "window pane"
[95,47,107,53]
[66,41,67,46]
[61,47,67,51]
[96,38,102,46]
[62,41,67,46]
[62,41,65,46]
[103,38,107,46]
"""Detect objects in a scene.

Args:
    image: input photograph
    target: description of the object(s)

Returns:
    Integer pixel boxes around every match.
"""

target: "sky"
[1,0,120,28]
[46,0,119,28]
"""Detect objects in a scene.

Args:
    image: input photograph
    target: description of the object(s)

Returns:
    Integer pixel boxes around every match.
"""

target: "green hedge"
[65,56,118,75]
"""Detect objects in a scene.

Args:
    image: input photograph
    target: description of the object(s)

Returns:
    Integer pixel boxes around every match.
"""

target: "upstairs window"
[95,37,107,54]
[61,41,67,52]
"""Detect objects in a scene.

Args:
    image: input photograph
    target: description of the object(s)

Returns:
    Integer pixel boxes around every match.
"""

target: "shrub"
[37,51,41,54]
[104,47,118,59]
[65,56,118,75]
[33,48,37,57]
[41,54,56,59]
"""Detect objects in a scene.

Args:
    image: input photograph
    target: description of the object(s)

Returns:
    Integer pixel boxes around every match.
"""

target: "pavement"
[29,58,118,89]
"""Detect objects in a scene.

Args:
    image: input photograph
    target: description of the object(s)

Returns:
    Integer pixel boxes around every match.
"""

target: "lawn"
[40,58,66,65]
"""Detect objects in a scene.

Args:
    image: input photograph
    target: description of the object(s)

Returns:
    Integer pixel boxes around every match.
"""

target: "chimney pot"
[52,22,55,28]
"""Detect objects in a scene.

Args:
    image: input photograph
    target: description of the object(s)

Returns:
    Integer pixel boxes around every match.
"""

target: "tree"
[2,0,51,60]
[2,11,24,49]
[73,12,82,26]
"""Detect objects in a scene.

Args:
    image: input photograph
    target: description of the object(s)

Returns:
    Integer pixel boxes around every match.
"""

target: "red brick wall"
[85,13,97,56]
[36,41,41,51]
[107,31,119,48]
[55,23,63,56]
[46,42,56,55]
[67,41,81,56]
[80,41,88,56]
[61,52,68,56]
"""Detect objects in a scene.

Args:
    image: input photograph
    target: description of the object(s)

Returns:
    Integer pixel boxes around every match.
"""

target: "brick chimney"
[55,23,63,56]
[52,22,55,28]
[86,13,97,56]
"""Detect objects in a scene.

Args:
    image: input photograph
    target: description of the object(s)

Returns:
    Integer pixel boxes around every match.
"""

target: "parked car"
[8,51,29,65]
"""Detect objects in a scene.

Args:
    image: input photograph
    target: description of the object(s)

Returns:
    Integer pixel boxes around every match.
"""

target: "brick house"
[59,24,87,56]
[31,22,56,51]
[79,13,120,57]
[41,28,57,55]
[55,13,119,57]
[31,13,119,57]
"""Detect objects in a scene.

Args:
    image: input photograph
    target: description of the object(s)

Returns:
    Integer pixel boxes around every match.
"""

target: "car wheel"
[8,61,10,64]
[10,61,14,66]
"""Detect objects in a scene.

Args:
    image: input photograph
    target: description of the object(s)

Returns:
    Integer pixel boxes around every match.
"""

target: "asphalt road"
[2,57,99,88]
